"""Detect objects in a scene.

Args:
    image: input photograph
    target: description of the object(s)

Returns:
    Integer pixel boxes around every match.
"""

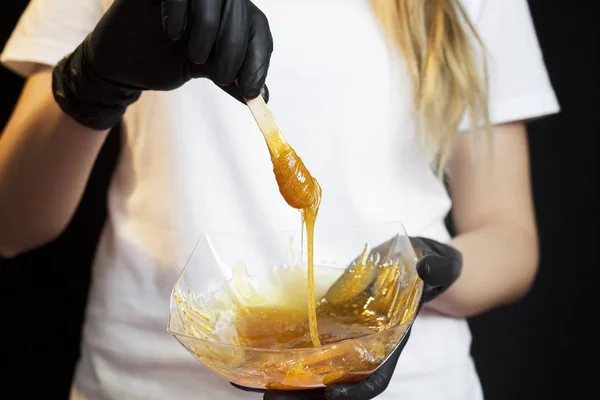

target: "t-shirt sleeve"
[1,0,105,78]
[459,0,560,131]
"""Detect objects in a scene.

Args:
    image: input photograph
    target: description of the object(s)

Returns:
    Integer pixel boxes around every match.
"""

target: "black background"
[0,1,596,398]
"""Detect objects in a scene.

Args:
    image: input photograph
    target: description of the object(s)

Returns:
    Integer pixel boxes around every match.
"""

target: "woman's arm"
[0,67,109,258]
[426,121,539,318]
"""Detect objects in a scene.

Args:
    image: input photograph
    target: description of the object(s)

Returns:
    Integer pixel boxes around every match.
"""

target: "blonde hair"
[372,0,491,176]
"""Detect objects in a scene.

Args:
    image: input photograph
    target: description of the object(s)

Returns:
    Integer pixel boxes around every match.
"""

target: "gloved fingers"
[412,236,462,261]
[161,0,189,41]
[211,0,250,85]
[187,0,223,64]
[237,3,273,99]
[416,254,461,302]
[416,254,459,288]
[215,82,269,104]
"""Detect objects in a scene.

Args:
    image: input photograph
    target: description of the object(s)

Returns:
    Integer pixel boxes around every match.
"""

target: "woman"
[0,0,558,399]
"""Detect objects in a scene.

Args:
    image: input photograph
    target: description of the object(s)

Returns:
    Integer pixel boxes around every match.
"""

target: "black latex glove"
[52,0,272,131]
[411,236,463,304]
[232,236,462,400]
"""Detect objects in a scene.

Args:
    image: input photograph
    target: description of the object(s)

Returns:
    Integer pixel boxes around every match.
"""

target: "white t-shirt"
[1,1,559,399]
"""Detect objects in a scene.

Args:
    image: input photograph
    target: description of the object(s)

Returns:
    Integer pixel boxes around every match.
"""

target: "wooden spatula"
[245,95,290,160]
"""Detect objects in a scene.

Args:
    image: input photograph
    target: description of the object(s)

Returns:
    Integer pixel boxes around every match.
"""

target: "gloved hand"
[411,236,462,304]
[232,236,462,400]
[52,0,273,131]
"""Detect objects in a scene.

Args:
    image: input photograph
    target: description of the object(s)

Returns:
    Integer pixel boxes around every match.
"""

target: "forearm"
[425,220,539,318]
[0,70,108,257]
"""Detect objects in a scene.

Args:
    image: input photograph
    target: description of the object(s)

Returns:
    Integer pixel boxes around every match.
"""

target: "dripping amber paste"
[271,147,322,347]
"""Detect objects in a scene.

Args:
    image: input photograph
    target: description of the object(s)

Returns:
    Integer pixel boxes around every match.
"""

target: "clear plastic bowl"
[167,222,423,390]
